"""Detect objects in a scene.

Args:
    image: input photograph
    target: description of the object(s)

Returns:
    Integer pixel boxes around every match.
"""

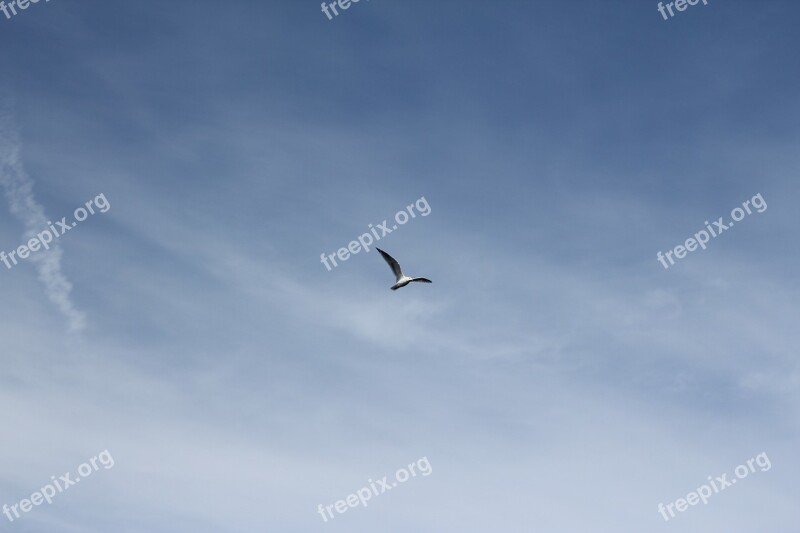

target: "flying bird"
[376,248,432,291]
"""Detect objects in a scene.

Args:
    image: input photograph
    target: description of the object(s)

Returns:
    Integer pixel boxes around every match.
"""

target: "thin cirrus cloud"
[0,98,86,333]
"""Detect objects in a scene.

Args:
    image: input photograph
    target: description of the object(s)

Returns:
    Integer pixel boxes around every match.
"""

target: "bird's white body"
[376,248,432,291]
[391,276,419,291]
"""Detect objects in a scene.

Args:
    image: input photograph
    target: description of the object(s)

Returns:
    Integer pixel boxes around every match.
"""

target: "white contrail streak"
[0,98,86,332]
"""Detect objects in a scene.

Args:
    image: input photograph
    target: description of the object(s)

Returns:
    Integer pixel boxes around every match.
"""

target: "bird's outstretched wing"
[410,277,432,284]
[376,248,403,281]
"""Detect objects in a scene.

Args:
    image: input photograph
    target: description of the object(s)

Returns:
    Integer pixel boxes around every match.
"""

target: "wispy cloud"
[0,98,85,332]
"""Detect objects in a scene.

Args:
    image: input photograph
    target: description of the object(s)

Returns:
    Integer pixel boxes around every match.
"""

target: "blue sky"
[1,0,799,531]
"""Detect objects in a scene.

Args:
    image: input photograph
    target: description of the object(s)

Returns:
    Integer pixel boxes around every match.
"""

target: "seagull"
[376,248,432,291]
